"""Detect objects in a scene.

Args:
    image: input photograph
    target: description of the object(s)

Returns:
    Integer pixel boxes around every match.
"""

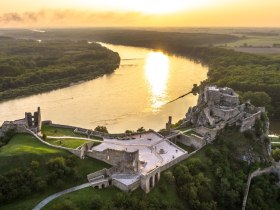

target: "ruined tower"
[24,107,42,132]
[166,116,172,131]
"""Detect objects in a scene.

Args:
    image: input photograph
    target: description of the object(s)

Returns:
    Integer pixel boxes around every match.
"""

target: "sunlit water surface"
[0,43,208,133]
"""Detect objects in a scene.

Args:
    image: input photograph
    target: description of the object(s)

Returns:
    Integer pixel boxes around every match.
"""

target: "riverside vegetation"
[0,36,120,101]
[1,30,280,118]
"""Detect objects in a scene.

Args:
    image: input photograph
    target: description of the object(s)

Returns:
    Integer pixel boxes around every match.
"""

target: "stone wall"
[193,127,218,141]
[222,94,239,107]
[205,87,239,107]
[26,129,82,158]
[240,111,262,132]
[176,134,205,149]
[211,107,240,121]
[85,149,139,173]
[113,179,140,192]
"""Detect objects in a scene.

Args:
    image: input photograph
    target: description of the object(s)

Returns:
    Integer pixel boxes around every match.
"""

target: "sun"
[128,1,187,14]
[125,0,215,14]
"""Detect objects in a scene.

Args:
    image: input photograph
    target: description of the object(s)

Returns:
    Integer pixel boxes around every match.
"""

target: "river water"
[0,43,208,133]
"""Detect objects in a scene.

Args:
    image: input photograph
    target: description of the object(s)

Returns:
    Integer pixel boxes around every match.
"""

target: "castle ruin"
[183,86,266,142]
[0,107,42,134]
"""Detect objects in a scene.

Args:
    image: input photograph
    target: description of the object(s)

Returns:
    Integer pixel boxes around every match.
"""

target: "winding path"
[33,182,93,210]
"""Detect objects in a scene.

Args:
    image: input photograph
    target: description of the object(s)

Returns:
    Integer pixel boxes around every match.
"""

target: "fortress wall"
[159,153,189,172]
[177,134,205,149]
[222,95,239,106]
[212,107,240,121]
[206,90,221,103]
[45,123,82,131]
[241,111,262,132]
[86,150,112,165]
[85,149,138,173]
[87,168,107,181]
[113,179,140,192]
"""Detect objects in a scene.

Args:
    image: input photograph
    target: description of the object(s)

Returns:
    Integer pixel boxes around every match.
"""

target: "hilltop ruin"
[182,86,266,142]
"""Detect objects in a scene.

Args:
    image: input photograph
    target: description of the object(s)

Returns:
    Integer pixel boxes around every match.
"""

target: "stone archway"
[149,176,153,188]
[155,173,160,183]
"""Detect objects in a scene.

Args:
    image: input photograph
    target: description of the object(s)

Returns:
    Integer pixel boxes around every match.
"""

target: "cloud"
[0,7,279,27]
[0,9,152,27]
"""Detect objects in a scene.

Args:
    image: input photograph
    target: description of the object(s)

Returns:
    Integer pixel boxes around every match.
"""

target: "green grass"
[0,134,69,173]
[41,125,85,137]
[270,137,280,142]
[0,134,63,157]
[44,187,121,210]
[46,138,90,149]
[0,134,110,210]
[221,35,280,48]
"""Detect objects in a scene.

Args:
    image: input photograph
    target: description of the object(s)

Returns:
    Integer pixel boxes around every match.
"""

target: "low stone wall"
[87,168,108,181]
[242,165,278,210]
[45,123,81,131]
[26,129,82,158]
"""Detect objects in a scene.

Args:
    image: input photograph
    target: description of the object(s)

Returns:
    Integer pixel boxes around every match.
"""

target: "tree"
[42,133,47,141]
[137,127,146,133]
[163,171,175,184]
[125,130,134,134]
[30,160,40,170]
[242,91,271,107]
[94,126,108,133]
[272,148,280,162]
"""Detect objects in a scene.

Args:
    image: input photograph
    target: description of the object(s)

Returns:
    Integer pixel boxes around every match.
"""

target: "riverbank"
[0,38,120,102]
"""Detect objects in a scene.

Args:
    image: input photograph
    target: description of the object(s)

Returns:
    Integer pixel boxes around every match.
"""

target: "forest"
[0,37,120,101]
[3,29,279,118]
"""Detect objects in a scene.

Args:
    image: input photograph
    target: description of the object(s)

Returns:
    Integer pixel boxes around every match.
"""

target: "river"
[0,43,208,133]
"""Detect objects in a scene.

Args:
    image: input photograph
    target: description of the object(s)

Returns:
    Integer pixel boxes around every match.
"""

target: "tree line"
[0,155,78,204]
[0,38,120,101]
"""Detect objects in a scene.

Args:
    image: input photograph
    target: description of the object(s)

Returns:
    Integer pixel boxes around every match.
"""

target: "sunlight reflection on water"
[145,52,169,110]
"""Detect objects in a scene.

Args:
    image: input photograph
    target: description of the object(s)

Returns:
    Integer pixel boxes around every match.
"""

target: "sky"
[0,0,279,27]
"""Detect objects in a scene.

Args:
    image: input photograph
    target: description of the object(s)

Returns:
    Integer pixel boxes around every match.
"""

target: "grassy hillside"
[0,134,109,210]
[42,126,277,210]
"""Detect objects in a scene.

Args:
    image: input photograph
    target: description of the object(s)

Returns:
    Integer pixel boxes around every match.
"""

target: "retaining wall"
[112,179,140,192]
